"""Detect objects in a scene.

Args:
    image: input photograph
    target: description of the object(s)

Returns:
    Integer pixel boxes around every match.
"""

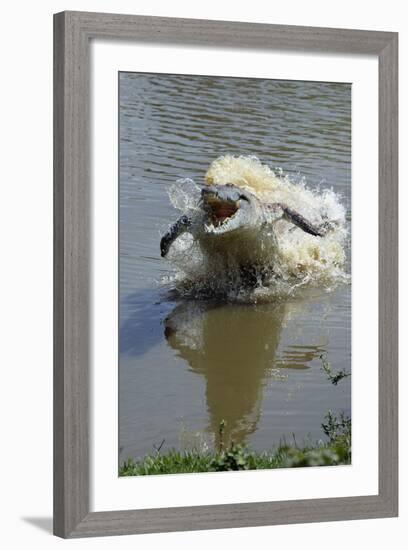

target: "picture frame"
[53,10,398,538]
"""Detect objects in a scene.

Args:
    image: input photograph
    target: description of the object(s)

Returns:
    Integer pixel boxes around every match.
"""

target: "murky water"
[119,72,351,463]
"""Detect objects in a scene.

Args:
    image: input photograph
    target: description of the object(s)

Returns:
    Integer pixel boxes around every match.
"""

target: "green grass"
[119,411,351,476]
[320,354,351,386]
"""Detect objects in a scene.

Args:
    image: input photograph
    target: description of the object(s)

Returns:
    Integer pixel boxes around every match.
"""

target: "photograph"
[118,71,352,476]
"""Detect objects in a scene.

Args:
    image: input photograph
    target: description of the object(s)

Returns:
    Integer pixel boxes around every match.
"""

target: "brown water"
[119,72,351,462]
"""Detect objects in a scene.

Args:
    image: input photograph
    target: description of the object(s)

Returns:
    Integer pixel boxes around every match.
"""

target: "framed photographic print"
[53,11,398,538]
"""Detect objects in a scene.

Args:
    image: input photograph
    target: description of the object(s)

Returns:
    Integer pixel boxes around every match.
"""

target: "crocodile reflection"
[164,300,325,448]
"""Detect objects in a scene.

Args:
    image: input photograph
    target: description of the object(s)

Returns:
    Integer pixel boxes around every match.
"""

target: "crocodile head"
[200,183,261,235]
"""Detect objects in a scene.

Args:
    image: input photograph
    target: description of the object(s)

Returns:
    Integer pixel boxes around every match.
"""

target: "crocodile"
[160,183,333,268]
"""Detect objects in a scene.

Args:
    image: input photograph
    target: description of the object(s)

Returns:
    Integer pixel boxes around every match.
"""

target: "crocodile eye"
[239,194,249,202]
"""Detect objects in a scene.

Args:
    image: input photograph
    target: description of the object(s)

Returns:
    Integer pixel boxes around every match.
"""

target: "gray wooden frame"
[53,10,398,538]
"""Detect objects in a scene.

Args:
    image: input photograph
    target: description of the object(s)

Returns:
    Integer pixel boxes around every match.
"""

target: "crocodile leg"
[266,203,329,237]
[281,205,326,237]
[160,214,192,257]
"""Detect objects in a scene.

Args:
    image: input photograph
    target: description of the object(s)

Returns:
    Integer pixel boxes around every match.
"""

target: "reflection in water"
[164,300,325,448]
